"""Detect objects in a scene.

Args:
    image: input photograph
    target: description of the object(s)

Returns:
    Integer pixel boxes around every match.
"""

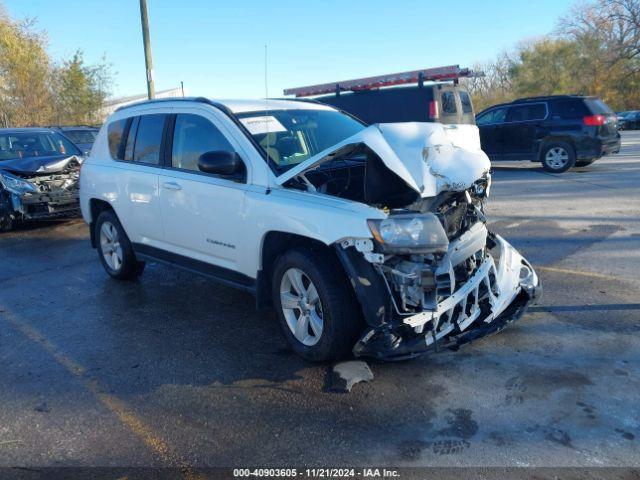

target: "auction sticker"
[240,116,287,135]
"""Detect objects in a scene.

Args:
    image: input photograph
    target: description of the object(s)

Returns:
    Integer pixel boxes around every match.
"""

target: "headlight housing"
[367,213,449,254]
[473,174,491,198]
[0,171,38,195]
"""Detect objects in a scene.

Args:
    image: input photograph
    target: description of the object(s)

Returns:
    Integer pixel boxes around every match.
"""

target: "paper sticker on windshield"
[239,116,287,135]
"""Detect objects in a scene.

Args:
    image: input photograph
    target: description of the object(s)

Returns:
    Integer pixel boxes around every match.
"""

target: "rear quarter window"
[584,98,614,115]
[107,119,128,159]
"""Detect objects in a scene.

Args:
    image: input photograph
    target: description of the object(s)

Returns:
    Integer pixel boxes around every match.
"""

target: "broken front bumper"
[10,190,80,219]
[350,234,541,361]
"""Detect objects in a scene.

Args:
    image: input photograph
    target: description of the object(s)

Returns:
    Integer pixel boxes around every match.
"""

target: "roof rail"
[283,65,483,98]
[114,96,208,112]
[512,94,585,103]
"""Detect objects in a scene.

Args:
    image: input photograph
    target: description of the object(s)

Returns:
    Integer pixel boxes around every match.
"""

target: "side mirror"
[198,151,246,181]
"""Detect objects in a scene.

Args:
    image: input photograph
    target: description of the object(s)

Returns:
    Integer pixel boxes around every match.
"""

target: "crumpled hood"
[0,154,83,175]
[276,122,491,197]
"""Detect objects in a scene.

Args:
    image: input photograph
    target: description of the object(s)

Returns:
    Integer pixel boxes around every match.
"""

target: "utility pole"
[139,0,155,99]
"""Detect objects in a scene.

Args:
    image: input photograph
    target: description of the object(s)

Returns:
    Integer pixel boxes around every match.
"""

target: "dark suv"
[476,95,621,173]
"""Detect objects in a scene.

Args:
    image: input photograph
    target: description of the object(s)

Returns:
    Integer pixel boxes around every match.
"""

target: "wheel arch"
[88,199,116,248]
[256,231,341,309]
[537,136,576,161]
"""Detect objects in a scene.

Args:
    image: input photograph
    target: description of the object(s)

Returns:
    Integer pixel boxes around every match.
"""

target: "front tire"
[95,210,145,280]
[272,248,362,362]
[0,191,14,232]
[0,214,12,232]
[541,142,576,173]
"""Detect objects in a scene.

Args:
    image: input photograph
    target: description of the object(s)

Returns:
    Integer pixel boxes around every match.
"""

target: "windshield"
[236,109,365,171]
[63,129,97,145]
[0,131,82,161]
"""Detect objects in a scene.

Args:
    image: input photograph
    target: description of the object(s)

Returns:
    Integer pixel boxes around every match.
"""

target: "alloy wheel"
[279,267,324,346]
[545,147,569,170]
[99,221,123,271]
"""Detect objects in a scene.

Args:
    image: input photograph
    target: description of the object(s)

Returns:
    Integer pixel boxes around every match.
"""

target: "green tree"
[0,8,53,126]
[511,39,583,97]
[52,51,111,125]
[0,4,112,127]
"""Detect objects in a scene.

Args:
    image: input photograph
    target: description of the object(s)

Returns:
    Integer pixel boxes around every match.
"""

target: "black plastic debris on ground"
[330,360,374,392]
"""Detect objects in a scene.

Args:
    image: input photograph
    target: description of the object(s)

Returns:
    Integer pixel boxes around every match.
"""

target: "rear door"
[437,86,459,125]
[108,113,167,248]
[457,90,475,125]
[476,107,507,159]
[500,103,548,160]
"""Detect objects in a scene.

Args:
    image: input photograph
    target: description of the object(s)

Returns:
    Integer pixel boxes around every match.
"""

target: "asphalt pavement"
[0,132,639,475]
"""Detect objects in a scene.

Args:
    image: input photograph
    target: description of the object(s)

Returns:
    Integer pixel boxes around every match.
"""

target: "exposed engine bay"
[279,122,541,360]
[0,155,81,231]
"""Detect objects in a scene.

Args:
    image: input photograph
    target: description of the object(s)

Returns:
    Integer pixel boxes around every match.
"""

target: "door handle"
[162,181,182,191]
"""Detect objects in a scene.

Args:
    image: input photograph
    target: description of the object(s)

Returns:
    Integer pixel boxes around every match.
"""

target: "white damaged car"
[80,98,540,361]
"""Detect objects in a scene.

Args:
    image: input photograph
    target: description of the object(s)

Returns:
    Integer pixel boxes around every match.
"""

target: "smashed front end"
[279,122,541,360]
[336,189,541,360]
[0,156,82,228]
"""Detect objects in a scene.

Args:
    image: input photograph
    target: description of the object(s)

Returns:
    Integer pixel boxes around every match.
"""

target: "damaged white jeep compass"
[80,98,540,361]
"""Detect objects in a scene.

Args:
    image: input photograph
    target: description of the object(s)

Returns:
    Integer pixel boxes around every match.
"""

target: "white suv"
[80,97,540,361]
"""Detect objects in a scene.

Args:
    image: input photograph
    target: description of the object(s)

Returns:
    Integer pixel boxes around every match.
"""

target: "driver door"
[158,109,249,275]
[476,107,506,159]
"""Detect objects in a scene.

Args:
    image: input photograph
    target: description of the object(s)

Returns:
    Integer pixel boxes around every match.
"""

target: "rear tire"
[95,210,145,280]
[541,141,576,173]
[272,248,362,362]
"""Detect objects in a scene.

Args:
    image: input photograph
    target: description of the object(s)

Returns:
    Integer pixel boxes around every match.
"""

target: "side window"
[476,108,506,125]
[459,91,473,113]
[476,112,491,125]
[107,118,128,159]
[132,114,166,165]
[171,114,235,172]
[124,116,139,161]
[528,103,547,120]
[506,103,546,122]
[441,91,457,114]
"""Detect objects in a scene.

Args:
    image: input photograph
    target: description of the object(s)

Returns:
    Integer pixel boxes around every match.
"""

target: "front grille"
[404,254,500,332]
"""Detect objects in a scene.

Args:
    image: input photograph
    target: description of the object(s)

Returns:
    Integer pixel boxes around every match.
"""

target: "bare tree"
[464,51,517,111]
[559,0,640,68]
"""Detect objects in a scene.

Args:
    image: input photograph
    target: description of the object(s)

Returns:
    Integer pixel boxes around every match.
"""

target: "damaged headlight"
[367,213,449,254]
[0,172,38,195]
[473,174,492,198]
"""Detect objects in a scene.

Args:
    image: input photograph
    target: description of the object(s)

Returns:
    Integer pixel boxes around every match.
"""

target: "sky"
[4,0,576,100]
